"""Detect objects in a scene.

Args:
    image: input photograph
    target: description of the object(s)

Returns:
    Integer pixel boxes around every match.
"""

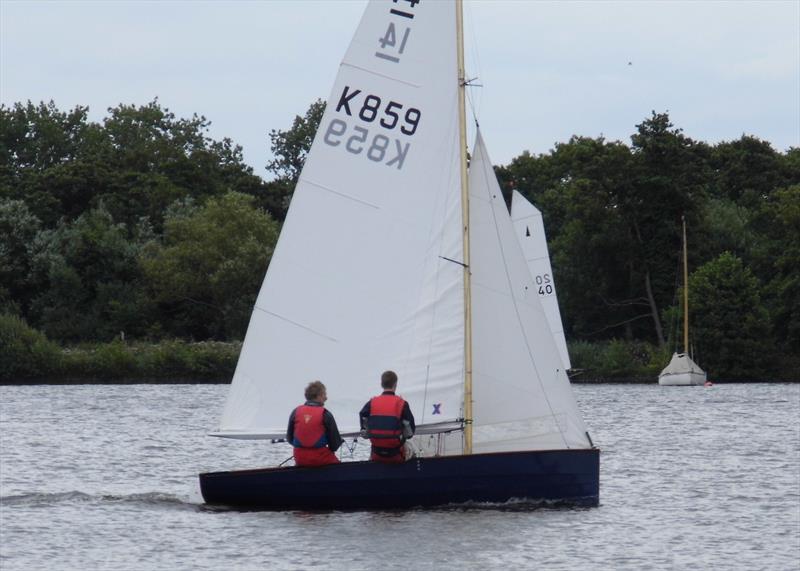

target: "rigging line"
[474,138,570,449]
[465,81,481,127]
[667,240,683,353]
[464,0,483,120]
[421,364,431,426]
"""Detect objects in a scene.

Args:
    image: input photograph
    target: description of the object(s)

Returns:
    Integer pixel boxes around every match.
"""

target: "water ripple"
[1,490,198,510]
[0,382,798,571]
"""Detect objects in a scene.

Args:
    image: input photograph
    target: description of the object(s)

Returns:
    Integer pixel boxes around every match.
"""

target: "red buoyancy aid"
[367,394,405,451]
[292,405,328,449]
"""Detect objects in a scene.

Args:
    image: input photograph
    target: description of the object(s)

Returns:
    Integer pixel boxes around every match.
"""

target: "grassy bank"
[2,314,796,384]
[568,339,665,382]
[1,314,239,383]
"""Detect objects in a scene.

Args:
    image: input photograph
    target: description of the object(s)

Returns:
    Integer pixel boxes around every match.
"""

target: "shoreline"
[2,377,797,386]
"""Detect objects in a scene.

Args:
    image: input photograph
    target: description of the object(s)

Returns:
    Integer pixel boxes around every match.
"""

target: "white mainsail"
[469,131,589,452]
[216,1,465,438]
[510,190,571,370]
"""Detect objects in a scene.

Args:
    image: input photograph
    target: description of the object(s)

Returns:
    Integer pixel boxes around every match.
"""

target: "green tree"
[623,112,711,348]
[498,114,715,348]
[0,101,108,226]
[695,197,755,267]
[1,99,274,230]
[267,99,326,182]
[0,101,92,177]
[749,185,800,355]
[0,313,62,380]
[689,252,773,379]
[264,99,326,221]
[27,205,152,341]
[782,147,800,184]
[99,100,272,229]
[2,99,282,342]
[0,199,42,314]
[709,135,784,204]
[141,192,279,339]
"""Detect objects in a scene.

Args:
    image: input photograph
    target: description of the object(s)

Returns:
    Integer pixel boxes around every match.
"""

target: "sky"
[2,0,798,179]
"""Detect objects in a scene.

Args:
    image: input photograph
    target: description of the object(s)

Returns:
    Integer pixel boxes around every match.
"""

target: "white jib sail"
[216,0,465,439]
[469,131,591,452]
[510,190,571,370]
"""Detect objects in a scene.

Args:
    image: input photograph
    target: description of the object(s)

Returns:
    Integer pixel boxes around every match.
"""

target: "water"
[1,383,798,571]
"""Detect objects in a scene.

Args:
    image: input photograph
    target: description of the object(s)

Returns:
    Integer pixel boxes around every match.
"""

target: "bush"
[57,339,240,381]
[569,339,666,379]
[0,313,62,381]
[136,340,240,379]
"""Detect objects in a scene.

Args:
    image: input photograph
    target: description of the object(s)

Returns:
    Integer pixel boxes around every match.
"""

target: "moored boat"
[659,216,707,386]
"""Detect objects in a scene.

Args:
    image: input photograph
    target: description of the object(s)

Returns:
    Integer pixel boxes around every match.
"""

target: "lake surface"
[1,383,798,570]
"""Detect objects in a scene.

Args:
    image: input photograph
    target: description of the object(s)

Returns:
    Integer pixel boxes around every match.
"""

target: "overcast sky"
[2,0,798,179]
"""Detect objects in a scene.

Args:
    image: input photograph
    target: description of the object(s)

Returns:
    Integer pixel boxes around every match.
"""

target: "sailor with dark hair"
[287,380,342,467]
[359,370,416,463]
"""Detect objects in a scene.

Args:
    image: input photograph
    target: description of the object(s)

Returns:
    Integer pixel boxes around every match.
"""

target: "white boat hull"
[658,352,707,386]
[658,370,707,386]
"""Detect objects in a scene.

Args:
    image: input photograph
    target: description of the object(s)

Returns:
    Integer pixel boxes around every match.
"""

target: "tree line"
[496,113,798,379]
[1,100,797,380]
[0,100,322,344]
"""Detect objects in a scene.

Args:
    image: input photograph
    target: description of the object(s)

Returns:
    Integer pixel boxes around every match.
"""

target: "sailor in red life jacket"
[286,380,343,467]
[359,370,416,463]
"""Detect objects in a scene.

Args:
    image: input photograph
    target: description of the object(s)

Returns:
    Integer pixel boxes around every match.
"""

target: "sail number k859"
[323,85,422,170]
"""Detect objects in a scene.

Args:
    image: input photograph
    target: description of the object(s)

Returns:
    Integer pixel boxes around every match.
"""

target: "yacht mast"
[682,216,689,355]
[456,0,473,454]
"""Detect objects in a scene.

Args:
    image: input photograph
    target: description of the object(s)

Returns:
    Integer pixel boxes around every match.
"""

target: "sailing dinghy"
[199,0,599,509]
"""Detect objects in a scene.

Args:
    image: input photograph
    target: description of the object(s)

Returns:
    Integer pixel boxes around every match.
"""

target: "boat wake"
[432,496,598,512]
[0,491,200,510]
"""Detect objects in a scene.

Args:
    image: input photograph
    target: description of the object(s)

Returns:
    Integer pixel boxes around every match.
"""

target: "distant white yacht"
[659,216,707,386]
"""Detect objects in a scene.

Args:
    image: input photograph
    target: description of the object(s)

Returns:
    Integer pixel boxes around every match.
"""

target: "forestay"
[510,190,571,370]
[215,1,466,439]
[469,131,590,452]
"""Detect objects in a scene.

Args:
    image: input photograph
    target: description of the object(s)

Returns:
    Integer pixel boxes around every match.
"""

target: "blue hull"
[199,449,599,510]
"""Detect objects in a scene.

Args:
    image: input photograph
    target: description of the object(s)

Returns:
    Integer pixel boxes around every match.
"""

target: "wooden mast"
[456,0,473,454]
[682,216,689,355]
